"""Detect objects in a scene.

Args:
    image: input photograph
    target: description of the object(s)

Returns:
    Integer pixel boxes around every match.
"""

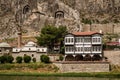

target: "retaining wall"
[104,51,120,65]
[54,61,110,72]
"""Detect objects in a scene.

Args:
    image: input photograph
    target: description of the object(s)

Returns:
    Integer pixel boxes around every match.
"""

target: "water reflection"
[0,76,119,80]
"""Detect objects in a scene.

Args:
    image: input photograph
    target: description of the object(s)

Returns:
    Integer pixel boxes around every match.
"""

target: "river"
[0,76,119,80]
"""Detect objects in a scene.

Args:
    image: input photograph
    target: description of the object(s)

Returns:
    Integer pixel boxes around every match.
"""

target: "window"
[37,49,39,51]
[92,37,101,43]
[71,38,74,42]
[84,37,91,42]
[98,38,101,42]
[75,37,83,43]
[95,38,97,42]
[32,54,34,57]
[81,47,83,51]
[92,46,101,51]
[29,48,31,50]
[65,46,74,52]
[93,38,95,42]
[84,47,91,52]
[65,37,74,43]
[75,37,78,43]
[76,47,80,52]
[42,49,44,52]
[75,47,84,52]
[68,38,70,43]
[16,49,18,51]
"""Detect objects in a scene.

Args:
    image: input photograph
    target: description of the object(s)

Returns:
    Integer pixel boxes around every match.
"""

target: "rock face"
[0,0,120,40]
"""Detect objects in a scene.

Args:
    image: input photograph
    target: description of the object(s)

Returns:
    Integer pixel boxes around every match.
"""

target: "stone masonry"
[104,51,120,65]
[54,61,110,72]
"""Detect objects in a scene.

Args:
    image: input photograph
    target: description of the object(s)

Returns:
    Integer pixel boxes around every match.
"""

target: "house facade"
[64,32,103,61]
[12,41,47,62]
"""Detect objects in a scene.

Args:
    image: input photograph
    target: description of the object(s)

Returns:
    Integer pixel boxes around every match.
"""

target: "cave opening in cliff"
[55,11,64,19]
[23,5,30,14]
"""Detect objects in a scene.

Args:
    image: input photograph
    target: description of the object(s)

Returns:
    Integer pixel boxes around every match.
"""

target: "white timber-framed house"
[64,31,103,61]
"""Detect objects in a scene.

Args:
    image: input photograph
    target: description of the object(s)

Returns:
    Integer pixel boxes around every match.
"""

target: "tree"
[16,56,23,63]
[0,55,7,64]
[32,58,36,63]
[59,55,64,61]
[36,25,67,53]
[40,55,50,63]
[23,55,31,63]
[0,55,14,63]
[6,55,14,63]
[55,26,67,53]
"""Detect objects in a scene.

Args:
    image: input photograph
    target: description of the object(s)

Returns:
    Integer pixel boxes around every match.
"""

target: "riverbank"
[0,72,120,78]
[0,63,59,73]
[0,63,120,78]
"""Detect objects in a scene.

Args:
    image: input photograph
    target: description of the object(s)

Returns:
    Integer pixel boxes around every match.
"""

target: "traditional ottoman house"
[64,31,103,61]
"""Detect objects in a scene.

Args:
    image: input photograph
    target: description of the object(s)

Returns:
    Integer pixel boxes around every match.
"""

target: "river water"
[0,76,119,80]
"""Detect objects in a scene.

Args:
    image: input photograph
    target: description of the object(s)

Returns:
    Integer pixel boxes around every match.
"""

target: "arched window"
[32,54,34,57]
[23,5,30,14]
[55,11,64,19]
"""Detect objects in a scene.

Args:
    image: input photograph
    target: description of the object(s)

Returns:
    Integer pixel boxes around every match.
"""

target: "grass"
[0,63,120,78]
[0,72,120,78]
[0,63,59,73]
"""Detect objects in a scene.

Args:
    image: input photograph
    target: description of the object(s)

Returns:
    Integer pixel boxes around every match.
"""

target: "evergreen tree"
[36,25,67,53]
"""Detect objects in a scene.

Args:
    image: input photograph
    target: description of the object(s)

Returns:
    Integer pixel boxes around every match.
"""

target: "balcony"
[65,51,74,54]
[92,51,102,54]
[65,42,74,45]
[92,42,101,45]
[75,51,84,54]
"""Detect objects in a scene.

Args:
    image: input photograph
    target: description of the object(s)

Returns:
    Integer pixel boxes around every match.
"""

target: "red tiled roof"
[72,31,102,36]
[106,42,120,45]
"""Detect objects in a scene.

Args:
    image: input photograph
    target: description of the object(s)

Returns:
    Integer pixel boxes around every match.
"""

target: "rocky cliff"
[0,0,120,40]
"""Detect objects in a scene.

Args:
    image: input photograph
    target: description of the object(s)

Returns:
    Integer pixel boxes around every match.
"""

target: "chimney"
[17,32,22,48]
[99,30,102,34]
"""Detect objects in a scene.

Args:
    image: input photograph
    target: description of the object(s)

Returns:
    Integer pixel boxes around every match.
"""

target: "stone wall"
[54,61,110,72]
[11,51,120,65]
[12,52,46,62]
[83,23,120,34]
[104,51,120,65]
[9,52,59,62]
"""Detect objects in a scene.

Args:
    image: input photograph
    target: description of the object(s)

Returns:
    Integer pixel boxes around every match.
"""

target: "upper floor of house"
[64,31,103,45]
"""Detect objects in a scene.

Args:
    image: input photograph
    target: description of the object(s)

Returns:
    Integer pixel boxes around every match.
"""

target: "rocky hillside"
[0,0,120,40]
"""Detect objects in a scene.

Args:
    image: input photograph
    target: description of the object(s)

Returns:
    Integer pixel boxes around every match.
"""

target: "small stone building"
[0,42,12,54]
[12,41,47,62]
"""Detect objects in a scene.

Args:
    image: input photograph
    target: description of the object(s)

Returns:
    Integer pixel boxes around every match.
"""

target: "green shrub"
[16,56,23,63]
[40,55,50,63]
[23,55,31,63]
[0,55,7,63]
[59,55,64,61]
[32,58,36,63]
[6,55,14,63]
